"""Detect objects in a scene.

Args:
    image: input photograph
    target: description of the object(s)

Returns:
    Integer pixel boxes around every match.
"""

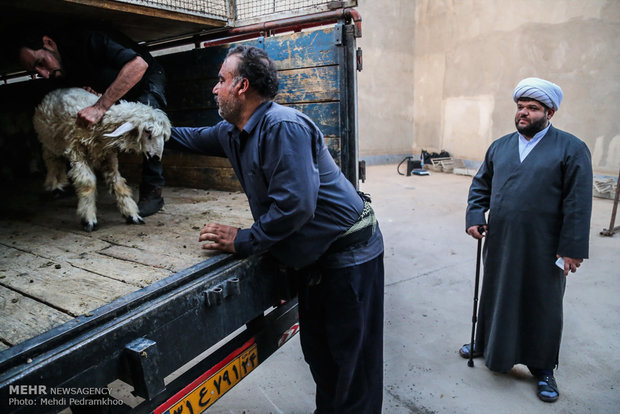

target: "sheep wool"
[33,87,171,231]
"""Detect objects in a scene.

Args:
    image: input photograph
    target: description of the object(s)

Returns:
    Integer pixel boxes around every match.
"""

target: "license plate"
[155,340,258,414]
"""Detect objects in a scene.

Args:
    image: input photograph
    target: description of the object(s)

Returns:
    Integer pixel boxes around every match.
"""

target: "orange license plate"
[156,341,258,414]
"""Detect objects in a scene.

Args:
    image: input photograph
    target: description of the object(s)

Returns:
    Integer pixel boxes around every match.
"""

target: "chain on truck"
[0,1,364,413]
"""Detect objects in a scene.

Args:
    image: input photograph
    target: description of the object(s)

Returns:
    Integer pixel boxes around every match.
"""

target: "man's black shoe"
[459,343,482,359]
[138,187,164,217]
[537,375,559,402]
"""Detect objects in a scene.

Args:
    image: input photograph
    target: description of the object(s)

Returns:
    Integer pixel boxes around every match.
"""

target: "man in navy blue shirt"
[171,45,384,414]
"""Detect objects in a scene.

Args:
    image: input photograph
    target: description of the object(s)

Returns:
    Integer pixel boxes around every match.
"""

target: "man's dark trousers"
[298,253,384,414]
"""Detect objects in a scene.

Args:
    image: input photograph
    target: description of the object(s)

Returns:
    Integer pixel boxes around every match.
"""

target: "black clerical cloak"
[466,125,592,372]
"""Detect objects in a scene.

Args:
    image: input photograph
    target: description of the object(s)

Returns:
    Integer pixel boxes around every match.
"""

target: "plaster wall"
[410,0,620,174]
[355,1,416,161]
[356,0,620,174]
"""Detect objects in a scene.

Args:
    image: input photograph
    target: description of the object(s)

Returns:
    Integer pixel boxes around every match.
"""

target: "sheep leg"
[42,148,70,197]
[68,160,98,232]
[101,155,144,225]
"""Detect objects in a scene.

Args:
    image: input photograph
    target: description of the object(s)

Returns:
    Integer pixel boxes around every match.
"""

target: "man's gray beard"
[218,107,236,124]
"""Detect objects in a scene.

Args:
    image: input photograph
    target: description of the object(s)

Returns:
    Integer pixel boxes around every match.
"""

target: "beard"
[217,98,242,125]
[515,113,548,137]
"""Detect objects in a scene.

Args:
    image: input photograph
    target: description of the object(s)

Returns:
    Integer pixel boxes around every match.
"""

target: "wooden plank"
[164,166,242,191]
[158,27,337,88]
[0,221,170,288]
[169,102,340,138]
[0,285,72,347]
[97,245,197,274]
[0,245,137,317]
[160,28,337,80]
[288,102,341,136]
[119,152,243,192]
[95,189,254,269]
[161,189,254,229]
[65,252,171,288]
[277,66,340,104]
[166,65,339,112]
[1,220,112,259]
[65,0,228,26]
[0,185,255,347]
[324,136,342,166]
[265,28,338,70]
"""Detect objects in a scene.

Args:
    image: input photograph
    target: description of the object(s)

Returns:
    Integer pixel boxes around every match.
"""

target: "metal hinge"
[359,160,366,183]
[334,22,343,46]
[356,47,363,71]
[204,277,241,307]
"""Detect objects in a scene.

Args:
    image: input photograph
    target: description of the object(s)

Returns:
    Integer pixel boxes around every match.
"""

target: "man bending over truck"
[17,27,167,217]
[171,45,385,414]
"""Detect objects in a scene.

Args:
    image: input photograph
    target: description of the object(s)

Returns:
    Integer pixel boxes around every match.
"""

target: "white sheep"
[33,87,171,231]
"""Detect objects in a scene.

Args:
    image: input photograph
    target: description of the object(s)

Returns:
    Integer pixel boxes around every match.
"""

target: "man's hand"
[558,255,583,276]
[76,55,148,130]
[467,225,487,240]
[199,223,238,253]
[77,103,108,129]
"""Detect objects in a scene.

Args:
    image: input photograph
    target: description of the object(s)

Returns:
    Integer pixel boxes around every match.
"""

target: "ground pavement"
[207,163,620,414]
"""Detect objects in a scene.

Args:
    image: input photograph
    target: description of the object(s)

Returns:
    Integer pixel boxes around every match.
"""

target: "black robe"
[466,125,592,372]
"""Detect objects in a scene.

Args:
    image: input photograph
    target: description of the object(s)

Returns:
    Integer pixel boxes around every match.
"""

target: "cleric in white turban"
[513,77,563,110]
[463,74,592,405]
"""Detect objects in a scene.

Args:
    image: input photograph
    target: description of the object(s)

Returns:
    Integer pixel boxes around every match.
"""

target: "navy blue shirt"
[172,101,383,268]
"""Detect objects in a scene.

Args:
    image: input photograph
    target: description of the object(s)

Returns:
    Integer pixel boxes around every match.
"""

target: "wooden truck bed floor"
[0,183,254,351]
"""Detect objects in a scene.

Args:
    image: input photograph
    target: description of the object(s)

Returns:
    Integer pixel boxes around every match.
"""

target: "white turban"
[513,77,563,110]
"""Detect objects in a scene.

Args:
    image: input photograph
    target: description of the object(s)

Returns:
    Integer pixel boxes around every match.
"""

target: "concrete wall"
[356,0,620,174]
[356,1,416,164]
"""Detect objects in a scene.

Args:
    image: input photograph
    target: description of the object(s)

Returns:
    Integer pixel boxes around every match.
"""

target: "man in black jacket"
[18,28,167,216]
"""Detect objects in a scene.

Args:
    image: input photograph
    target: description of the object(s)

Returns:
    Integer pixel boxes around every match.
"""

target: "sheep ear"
[103,122,135,137]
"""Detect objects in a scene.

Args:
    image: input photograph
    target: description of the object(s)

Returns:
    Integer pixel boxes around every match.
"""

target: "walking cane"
[468,225,485,367]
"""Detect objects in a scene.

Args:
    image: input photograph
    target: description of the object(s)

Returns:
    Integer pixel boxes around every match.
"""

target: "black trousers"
[298,253,384,414]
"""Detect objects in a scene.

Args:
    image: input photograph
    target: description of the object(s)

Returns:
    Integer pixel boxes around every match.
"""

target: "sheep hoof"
[125,215,145,225]
[81,219,99,232]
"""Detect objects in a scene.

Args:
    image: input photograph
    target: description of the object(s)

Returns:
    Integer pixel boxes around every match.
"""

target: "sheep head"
[104,107,171,161]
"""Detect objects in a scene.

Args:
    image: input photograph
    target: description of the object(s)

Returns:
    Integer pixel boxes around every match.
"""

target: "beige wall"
[357,0,620,174]
[356,1,416,161]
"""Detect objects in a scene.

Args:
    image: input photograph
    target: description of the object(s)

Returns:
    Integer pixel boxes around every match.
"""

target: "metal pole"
[600,167,620,237]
